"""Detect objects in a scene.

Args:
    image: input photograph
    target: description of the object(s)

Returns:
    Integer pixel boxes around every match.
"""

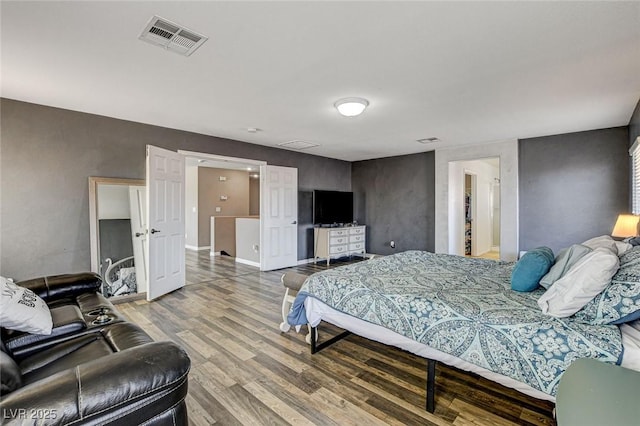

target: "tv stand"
[314,225,366,266]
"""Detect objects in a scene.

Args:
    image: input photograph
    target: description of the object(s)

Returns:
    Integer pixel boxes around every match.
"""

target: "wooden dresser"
[313,225,366,265]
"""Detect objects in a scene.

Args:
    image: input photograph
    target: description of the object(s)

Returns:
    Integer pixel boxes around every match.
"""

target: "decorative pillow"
[539,244,592,289]
[511,247,554,292]
[0,277,52,335]
[582,235,618,254]
[538,247,620,318]
[574,246,640,324]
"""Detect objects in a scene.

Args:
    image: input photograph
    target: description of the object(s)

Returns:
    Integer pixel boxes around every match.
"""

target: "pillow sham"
[615,240,633,256]
[582,235,618,254]
[538,247,619,318]
[539,244,592,289]
[574,246,640,324]
[0,276,52,335]
[511,246,554,292]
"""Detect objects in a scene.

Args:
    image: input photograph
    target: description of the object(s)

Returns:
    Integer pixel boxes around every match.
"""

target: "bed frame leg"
[309,325,350,354]
[426,359,436,413]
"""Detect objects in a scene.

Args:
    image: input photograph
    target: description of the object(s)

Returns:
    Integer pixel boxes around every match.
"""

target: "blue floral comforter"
[288,250,622,396]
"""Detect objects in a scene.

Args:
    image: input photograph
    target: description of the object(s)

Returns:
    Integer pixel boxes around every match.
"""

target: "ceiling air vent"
[139,16,208,57]
[416,137,441,144]
[277,140,320,150]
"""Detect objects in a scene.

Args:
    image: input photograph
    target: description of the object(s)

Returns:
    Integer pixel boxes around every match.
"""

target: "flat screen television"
[313,190,354,225]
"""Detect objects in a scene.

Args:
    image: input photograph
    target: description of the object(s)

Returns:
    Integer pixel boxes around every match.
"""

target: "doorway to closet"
[450,157,501,259]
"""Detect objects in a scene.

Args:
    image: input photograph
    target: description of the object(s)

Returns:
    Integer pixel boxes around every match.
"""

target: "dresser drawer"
[349,227,365,235]
[349,242,365,252]
[330,236,348,245]
[329,229,348,237]
[329,245,348,255]
[349,234,364,243]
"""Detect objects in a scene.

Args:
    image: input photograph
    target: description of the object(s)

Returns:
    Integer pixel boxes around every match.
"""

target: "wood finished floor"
[117,251,556,426]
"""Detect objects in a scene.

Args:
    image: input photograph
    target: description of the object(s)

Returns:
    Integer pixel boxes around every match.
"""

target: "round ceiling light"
[334,97,369,117]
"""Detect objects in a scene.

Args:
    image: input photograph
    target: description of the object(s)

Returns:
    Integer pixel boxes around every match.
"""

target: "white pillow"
[615,240,633,255]
[539,244,592,289]
[0,277,52,335]
[582,235,618,255]
[538,247,620,318]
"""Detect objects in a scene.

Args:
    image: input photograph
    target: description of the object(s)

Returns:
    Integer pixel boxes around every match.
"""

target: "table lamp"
[612,214,640,239]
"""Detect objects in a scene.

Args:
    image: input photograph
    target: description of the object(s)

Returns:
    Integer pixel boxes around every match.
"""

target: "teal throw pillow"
[511,247,554,292]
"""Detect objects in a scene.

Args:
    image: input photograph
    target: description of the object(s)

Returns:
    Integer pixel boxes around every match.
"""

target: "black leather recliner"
[1,273,191,425]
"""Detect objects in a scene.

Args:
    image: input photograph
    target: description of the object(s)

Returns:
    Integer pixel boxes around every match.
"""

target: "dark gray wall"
[352,152,435,255]
[519,127,629,254]
[1,98,350,279]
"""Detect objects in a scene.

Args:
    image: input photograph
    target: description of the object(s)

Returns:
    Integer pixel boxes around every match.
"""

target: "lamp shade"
[612,214,640,238]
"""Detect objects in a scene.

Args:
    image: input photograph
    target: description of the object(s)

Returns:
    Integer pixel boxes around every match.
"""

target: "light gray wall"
[249,175,260,216]
[185,166,198,248]
[519,127,629,254]
[351,152,435,255]
[198,168,250,247]
[0,98,350,279]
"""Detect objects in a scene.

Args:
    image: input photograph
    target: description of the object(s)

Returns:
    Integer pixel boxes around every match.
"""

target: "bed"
[287,246,640,412]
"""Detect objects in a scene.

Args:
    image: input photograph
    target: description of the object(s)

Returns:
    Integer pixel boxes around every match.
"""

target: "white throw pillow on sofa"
[538,247,620,318]
[0,276,52,335]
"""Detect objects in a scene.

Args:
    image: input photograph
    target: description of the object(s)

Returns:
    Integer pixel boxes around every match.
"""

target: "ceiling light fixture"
[334,97,369,117]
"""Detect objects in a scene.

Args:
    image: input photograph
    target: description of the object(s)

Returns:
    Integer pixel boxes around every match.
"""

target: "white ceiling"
[2,1,639,162]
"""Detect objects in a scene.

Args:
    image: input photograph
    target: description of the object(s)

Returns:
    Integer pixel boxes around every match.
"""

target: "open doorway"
[182,153,264,268]
[449,157,500,259]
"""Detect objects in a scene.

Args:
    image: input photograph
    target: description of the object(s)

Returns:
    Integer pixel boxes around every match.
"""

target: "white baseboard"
[185,245,210,251]
[235,258,260,268]
[210,251,222,257]
[297,258,315,265]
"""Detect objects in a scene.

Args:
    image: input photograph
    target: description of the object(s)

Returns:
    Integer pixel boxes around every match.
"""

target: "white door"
[146,145,185,300]
[129,186,148,294]
[260,165,298,271]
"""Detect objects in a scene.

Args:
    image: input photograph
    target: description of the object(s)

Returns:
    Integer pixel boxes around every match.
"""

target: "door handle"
[135,232,144,237]
[150,228,161,234]
[291,220,297,225]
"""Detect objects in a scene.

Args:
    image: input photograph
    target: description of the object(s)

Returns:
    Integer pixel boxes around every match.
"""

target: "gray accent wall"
[519,127,629,254]
[352,152,435,255]
[630,99,640,148]
[1,99,350,279]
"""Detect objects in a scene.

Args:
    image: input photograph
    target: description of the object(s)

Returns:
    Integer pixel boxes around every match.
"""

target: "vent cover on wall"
[139,16,208,56]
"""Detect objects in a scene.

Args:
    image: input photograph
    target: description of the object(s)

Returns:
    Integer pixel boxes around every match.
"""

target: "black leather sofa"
[1,273,191,425]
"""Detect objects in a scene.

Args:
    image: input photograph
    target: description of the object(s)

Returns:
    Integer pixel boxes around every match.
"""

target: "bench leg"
[279,287,292,332]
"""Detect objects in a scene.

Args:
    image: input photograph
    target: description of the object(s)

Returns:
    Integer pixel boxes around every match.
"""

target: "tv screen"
[313,190,354,225]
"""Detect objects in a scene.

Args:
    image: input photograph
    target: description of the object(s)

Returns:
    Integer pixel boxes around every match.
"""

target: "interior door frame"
[177,150,267,268]
[463,170,478,257]
[436,140,518,261]
[88,176,145,274]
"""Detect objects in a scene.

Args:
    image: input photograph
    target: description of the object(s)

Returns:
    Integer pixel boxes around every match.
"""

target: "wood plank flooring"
[116,251,556,426]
